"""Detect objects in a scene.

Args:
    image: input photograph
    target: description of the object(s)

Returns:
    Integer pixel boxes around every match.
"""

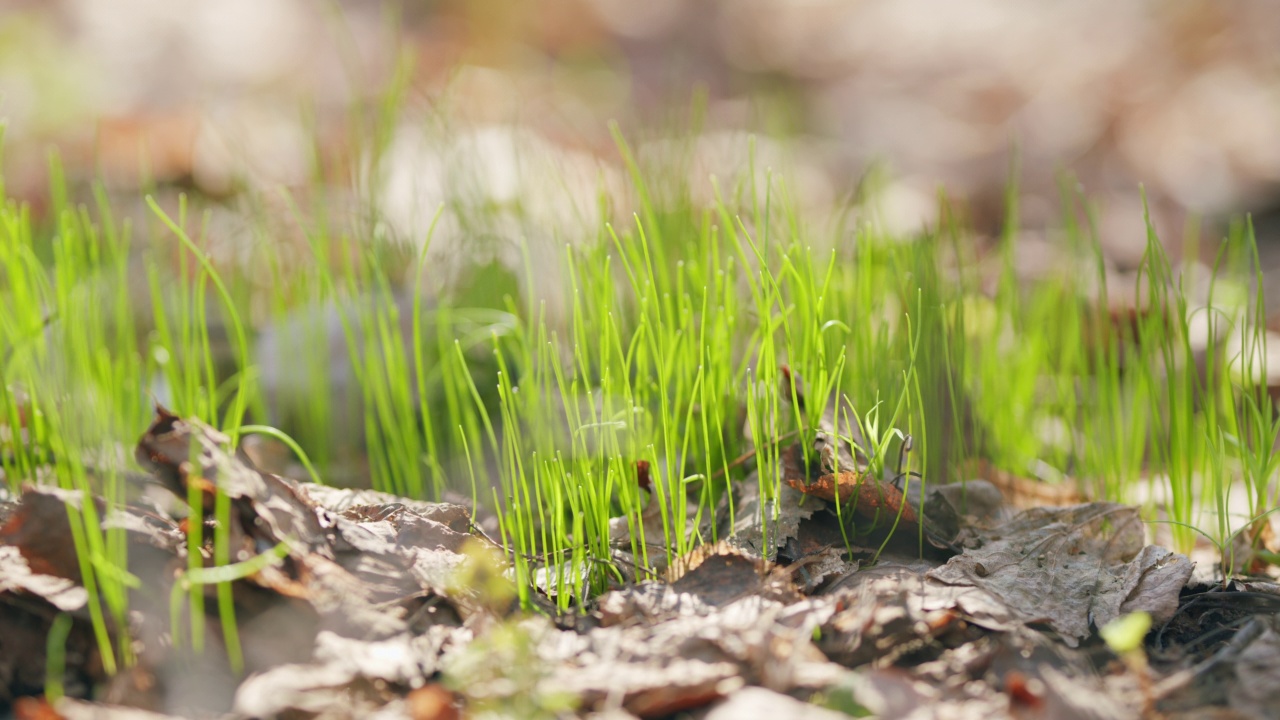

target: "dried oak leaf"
[928,503,1193,646]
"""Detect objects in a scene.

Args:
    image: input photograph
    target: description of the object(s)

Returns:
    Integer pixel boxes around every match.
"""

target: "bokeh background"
[4,0,1280,270]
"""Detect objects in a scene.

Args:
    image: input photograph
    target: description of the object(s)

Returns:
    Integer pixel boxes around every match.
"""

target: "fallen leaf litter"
[1,408,1278,718]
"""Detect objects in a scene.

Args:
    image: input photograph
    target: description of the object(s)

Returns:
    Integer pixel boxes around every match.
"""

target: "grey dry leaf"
[1105,544,1194,626]
[928,502,1192,645]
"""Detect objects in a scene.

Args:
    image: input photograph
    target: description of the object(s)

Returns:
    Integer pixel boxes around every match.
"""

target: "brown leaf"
[0,486,94,582]
[666,541,804,607]
[667,540,766,582]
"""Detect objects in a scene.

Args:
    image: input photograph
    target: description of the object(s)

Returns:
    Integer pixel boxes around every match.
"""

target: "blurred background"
[3,0,1280,268]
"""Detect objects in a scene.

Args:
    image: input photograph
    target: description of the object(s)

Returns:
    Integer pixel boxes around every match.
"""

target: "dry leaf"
[928,503,1193,645]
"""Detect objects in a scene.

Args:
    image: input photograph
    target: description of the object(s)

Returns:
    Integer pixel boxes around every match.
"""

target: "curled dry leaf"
[671,542,800,605]
[134,406,331,558]
[600,541,802,628]
[780,440,919,526]
[119,407,514,710]
[134,407,492,620]
[666,539,767,583]
[784,468,919,525]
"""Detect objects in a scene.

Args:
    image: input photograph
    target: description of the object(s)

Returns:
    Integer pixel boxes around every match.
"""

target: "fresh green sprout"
[237,424,323,485]
[1100,610,1152,655]
[43,612,74,705]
